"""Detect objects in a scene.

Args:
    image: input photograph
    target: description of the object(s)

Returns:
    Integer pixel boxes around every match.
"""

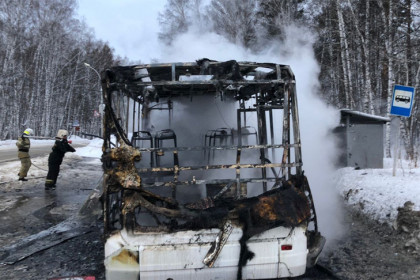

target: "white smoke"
[156,24,345,245]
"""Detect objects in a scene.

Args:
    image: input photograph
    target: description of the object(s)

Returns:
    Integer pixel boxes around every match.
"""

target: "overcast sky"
[76,0,166,63]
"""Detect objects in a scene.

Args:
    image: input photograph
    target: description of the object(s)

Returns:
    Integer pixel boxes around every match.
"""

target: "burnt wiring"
[214,97,232,128]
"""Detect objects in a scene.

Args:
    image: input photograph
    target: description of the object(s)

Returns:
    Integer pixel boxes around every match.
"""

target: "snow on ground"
[0,137,102,184]
[334,158,420,226]
[1,137,420,227]
[71,137,103,158]
[0,135,99,157]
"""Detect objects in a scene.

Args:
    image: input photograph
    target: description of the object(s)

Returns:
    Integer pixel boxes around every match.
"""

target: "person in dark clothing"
[45,129,75,190]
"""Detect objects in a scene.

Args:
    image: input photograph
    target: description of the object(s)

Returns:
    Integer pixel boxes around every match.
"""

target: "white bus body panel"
[105,225,308,280]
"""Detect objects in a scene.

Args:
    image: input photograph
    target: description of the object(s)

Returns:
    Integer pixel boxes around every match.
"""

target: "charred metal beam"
[130,80,286,86]
[212,182,235,200]
[137,162,302,173]
[135,143,301,152]
[235,148,243,197]
[290,83,303,175]
[257,91,268,192]
[281,85,291,177]
[140,177,280,188]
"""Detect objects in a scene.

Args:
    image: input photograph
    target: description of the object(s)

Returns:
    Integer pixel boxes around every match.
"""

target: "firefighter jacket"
[48,139,76,165]
[16,135,31,159]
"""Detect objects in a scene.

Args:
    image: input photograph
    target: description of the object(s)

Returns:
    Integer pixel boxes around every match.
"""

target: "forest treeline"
[159,0,420,160]
[0,0,118,140]
[2,0,419,160]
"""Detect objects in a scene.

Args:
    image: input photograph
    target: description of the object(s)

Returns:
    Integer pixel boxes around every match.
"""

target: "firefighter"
[45,129,76,190]
[16,128,34,181]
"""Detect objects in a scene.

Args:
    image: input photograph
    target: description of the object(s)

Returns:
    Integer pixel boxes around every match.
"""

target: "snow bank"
[0,136,90,150]
[74,138,103,158]
[334,158,420,225]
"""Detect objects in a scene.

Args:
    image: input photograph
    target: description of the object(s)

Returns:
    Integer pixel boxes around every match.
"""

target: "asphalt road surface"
[0,155,104,279]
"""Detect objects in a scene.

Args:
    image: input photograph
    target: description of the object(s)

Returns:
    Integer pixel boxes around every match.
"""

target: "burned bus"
[100,59,325,279]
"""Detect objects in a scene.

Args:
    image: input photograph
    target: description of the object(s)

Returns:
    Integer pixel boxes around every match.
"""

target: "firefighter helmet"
[56,129,69,139]
[23,128,34,136]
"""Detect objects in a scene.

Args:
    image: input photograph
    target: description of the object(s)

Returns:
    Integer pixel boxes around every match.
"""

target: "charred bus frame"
[100,59,324,279]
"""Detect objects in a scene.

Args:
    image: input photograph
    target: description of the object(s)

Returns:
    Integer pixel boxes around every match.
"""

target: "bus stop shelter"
[334,109,390,169]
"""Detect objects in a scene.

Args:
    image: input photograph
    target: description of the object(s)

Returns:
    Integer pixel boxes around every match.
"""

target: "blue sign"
[390,85,415,117]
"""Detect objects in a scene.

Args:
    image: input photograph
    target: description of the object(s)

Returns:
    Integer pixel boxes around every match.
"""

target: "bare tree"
[158,0,193,45]
[207,0,257,49]
[256,0,306,41]
[0,0,116,139]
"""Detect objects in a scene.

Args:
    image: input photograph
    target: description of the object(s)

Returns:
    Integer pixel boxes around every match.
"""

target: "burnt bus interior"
[101,59,323,267]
